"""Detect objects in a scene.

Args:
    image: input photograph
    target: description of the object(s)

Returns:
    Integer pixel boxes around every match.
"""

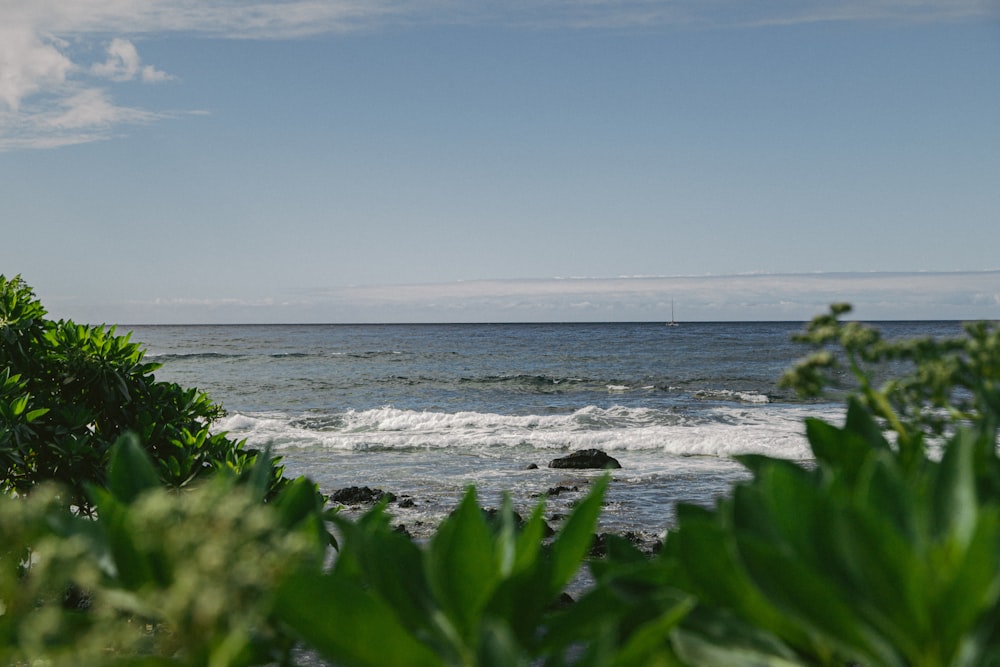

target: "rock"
[483,507,554,537]
[397,497,416,508]
[525,463,539,470]
[546,485,579,497]
[548,449,621,470]
[590,531,662,558]
[330,486,397,505]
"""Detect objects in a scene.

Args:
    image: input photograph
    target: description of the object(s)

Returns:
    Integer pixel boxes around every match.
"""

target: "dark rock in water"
[590,531,661,558]
[483,507,554,537]
[397,497,416,508]
[548,449,621,469]
[330,486,397,505]
[525,463,539,470]
[546,485,579,497]
[552,592,575,610]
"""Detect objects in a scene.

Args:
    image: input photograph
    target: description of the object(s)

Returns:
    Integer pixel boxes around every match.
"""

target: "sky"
[2,0,999,324]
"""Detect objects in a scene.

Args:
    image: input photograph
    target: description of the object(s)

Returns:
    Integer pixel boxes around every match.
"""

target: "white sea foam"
[217,403,829,461]
[693,389,770,404]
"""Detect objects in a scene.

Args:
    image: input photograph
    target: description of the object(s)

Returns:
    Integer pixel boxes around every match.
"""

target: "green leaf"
[842,396,891,451]
[244,447,275,502]
[669,511,807,648]
[806,415,881,485]
[476,620,527,667]
[10,395,28,417]
[334,507,436,642]
[931,427,977,547]
[25,407,48,422]
[106,432,159,503]
[86,486,164,589]
[512,501,547,575]
[672,627,806,667]
[276,571,442,667]
[271,475,322,527]
[611,594,693,666]
[548,475,608,597]
[935,507,1000,659]
[427,486,499,641]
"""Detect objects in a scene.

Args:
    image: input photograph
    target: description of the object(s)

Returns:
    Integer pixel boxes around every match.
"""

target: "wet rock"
[590,531,661,558]
[548,449,621,470]
[525,463,539,470]
[546,485,579,497]
[330,486,397,505]
[397,497,416,508]
[483,507,554,537]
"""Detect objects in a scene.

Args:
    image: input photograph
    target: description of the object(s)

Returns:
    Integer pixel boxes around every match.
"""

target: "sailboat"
[666,300,679,327]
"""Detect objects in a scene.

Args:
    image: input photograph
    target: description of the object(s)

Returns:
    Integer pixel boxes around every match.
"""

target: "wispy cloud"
[78,271,1000,324]
[305,271,1000,322]
[1,0,995,151]
[0,12,180,150]
[91,38,174,83]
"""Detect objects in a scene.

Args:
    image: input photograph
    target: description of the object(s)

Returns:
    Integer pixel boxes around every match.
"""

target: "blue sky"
[2,0,999,323]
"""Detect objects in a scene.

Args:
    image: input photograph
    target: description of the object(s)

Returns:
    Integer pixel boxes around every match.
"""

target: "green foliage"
[0,275,284,509]
[657,306,1000,666]
[781,303,1000,470]
[0,434,330,666]
[275,478,612,666]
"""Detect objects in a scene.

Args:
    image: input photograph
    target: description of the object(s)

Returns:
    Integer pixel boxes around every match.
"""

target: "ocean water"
[129,320,963,543]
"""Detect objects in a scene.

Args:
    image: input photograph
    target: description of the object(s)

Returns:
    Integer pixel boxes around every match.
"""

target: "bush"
[651,305,1000,666]
[0,434,329,667]
[0,275,283,510]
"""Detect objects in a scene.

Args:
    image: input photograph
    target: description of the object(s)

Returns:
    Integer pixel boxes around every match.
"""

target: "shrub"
[651,305,1000,666]
[0,434,329,667]
[0,275,282,510]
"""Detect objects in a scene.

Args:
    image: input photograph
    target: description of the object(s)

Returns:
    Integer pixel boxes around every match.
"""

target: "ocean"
[129,320,963,544]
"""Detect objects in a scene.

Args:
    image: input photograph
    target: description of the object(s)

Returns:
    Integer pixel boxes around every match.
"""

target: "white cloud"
[43,88,163,129]
[0,10,178,150]
[1,0,995,151]
[91,38,174,83]
[0,24,75,112]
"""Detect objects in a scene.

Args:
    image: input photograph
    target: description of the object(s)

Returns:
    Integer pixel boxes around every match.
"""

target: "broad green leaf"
[670,512,812,652]
[427,486,498,641]
[10,395,27,416]
[272,475,322,527]
[610,593,693,666]
[828,502,927,657]
[842,396,891,451]
[495,495,518,578]
[732,461,825,564]
[476,620,527,667]
[806,417,875,483]
[934,507,1000,660]
[85,486,163,589]
[334,508,436,642]
[931,427,977,547]
[276,571,442,667]
[106,433,159,503]
[244,447,275,502]
[548,475,608,597]
[672,627,806,667]
[737,534,899,667]
[513,501,547,574]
